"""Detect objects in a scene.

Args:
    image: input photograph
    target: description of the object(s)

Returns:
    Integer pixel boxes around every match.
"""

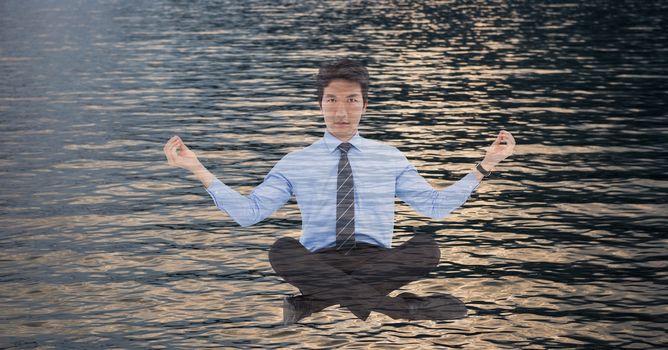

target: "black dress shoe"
[397,292,468,320]
[282,294,312,325]
[347,305,371,321]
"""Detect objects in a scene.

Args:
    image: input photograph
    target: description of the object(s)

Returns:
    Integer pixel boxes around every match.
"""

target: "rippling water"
[1,0,666,348]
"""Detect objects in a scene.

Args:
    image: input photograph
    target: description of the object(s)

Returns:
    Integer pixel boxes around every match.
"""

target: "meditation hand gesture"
[163,135,202,172]
[481,130,516,169]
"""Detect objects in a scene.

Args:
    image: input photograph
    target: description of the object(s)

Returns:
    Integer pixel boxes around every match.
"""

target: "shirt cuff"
[204,177,233,209]
[458,171,481,193]
[206,177,224,192]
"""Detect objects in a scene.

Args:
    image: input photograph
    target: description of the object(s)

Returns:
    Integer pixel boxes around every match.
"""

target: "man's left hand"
[481,130,516,169]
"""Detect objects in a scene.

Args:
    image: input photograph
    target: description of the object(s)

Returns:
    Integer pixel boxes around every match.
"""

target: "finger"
[165,144,177,163]
[491,132,502,145]
[163,138,176,152]
[501,139,515,155]
[164,136,182,164]
[168,141,181,159]
[169,138,180,148]
[179,139,191,152]
[498,130,513,145]
[164,140,176,158]
[500,131,514,147]
[164,136,177,150]
[172,140,183,154]
[506,132,516,146]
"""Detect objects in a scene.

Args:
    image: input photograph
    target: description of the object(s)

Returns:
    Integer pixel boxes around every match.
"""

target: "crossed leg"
[268,234,441,320]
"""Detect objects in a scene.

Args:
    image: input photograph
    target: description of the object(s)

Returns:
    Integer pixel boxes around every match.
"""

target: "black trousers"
[268,234,441,319]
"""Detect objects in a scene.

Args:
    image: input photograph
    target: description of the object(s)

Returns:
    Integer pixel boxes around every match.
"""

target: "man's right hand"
[164,135,203,172]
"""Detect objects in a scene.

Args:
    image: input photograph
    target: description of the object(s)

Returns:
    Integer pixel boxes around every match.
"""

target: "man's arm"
[201,165,293,227]
[164,135,292,227]
[396,158,482,220]
[396,130,516,219]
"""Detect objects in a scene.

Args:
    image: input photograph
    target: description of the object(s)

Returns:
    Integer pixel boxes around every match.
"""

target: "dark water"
[1,0,666,348]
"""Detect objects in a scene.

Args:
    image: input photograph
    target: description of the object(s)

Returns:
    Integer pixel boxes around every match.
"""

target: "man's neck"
[327,130,358,143]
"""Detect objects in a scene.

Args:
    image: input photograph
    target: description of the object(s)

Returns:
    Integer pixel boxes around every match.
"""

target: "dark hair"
[316,58,369,108]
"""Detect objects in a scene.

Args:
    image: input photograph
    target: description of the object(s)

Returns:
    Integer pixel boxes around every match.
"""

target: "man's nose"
[335,103,347,118]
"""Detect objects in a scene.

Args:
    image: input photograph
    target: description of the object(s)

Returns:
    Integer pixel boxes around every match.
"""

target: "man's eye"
[348,98,358,102]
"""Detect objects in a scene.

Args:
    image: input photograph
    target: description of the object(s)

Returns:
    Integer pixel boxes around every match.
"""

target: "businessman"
[163,58,516,325]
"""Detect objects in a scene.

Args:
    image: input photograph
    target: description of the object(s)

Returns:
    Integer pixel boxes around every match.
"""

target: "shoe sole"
[282,297,298,325]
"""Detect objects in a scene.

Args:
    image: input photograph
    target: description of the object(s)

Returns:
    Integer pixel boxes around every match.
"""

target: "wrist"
[191,164,215,189]
[189,162,206,174]
[480,160,496,171]
[473,161,493,180]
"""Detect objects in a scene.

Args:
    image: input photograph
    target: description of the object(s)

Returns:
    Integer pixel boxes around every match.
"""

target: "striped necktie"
[336,142,356,254]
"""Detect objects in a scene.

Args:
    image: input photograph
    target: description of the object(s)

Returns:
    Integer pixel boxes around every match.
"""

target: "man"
[163,58,515,325]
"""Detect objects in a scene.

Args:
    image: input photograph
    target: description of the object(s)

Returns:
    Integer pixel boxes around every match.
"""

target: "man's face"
[320,79,367,142]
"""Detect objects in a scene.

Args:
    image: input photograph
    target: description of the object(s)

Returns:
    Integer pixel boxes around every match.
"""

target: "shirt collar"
[323,129,364,154]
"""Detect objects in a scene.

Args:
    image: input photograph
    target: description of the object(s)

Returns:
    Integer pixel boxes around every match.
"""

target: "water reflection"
[0,0,666,349]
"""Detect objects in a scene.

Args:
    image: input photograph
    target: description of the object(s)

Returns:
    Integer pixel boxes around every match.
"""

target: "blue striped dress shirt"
[205,130,481,252]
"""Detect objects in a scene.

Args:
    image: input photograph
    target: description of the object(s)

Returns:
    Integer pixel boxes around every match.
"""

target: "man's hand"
[164,135,203,172]
[481,130,516,170]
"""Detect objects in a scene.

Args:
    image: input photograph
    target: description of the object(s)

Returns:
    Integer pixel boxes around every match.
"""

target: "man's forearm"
[191,163,216,189]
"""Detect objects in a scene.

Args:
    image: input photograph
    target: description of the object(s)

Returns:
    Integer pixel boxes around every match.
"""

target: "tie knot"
[338,142,352,154]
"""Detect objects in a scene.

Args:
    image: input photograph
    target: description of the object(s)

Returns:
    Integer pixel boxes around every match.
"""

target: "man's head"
[317,58,369,142]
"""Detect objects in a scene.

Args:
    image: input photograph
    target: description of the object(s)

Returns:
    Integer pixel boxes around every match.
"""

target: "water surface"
[0,0,666,349]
